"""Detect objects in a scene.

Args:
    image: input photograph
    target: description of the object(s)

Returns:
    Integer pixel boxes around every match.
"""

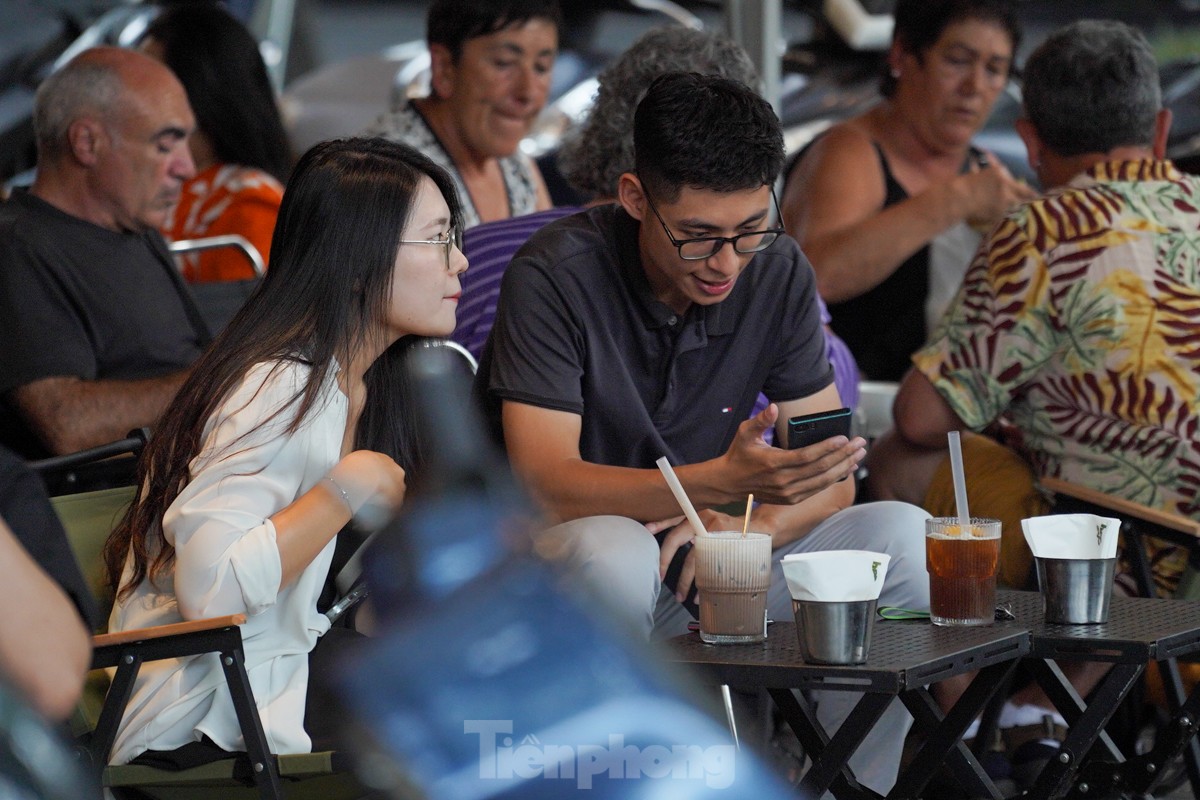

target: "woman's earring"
[890,67,901,79]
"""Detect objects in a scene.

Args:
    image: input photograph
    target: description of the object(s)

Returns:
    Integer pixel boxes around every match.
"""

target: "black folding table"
[999,590,1200,799]
[670,619,1030,799]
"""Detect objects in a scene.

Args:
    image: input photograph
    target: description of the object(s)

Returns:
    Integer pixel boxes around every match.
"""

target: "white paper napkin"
[781,550,890,602]
[1021,514,1120,560]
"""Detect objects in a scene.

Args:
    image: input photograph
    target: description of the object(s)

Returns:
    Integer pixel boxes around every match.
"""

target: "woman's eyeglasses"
[399,226,463,270]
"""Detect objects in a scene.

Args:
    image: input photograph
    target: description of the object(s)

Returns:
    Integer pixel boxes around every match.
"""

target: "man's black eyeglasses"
[642,188,785,261]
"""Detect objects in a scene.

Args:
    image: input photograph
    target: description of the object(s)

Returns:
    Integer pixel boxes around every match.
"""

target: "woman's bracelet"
[324,475,354,514]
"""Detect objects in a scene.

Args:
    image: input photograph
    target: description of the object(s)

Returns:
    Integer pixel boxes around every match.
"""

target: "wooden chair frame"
[32,437,361,799]
[88,615,285,800]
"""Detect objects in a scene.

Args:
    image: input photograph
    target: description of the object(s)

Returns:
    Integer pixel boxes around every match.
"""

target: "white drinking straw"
[947,431,971,529]
[656,456,708,537]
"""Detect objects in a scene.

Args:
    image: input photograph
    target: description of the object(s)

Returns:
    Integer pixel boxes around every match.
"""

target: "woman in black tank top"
[781,0,1037,381]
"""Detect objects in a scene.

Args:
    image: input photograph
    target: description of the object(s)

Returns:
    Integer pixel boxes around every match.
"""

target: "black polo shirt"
[476,204,831,469]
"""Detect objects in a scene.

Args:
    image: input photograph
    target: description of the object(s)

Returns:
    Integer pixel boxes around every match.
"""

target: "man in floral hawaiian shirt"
[868,19,1200,597]
[867,22,1200,777]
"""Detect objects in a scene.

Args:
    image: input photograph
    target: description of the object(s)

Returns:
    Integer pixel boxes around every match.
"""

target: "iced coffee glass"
[693,531,771,644]
[925,517,1001,626]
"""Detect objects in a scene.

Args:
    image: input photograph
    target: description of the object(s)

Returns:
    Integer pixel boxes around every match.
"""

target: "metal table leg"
[1154,656,1200,795]
[1119,665,1200,795]
[770,687,891,799]
[894,659,1020,799]
[1025,660,1144,800]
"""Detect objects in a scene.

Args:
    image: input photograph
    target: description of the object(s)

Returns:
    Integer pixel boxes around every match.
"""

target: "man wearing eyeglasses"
[475,72,930,792]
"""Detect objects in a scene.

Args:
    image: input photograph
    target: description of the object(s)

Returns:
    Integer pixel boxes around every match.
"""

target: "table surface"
[998,590,1200,661]
[668,592,1200,800]
[668,618,1029,693]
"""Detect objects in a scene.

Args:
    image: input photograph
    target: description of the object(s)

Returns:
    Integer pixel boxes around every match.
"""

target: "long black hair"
[104,137,463,597]
[141,3,293,181]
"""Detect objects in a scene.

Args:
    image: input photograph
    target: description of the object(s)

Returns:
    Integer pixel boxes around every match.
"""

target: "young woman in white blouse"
[102,137,468,765]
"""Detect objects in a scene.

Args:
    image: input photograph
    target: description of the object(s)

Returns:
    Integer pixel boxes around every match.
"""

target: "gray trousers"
[535,501,932,794]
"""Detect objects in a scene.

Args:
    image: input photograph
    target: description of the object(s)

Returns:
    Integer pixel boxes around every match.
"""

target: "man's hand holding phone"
[787,407,853,450]
[716,404,863,505]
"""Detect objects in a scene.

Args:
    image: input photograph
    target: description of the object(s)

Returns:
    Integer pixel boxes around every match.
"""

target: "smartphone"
[787,407,853,450]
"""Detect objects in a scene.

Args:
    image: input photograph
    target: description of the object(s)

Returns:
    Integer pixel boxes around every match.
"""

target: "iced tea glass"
[693,531,771,644]
[925,517,1001,626]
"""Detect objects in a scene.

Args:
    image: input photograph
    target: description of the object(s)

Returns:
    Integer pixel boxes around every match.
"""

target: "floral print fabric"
[164,163,283,283]
[362,101,541,230]
[915,159,1200,592]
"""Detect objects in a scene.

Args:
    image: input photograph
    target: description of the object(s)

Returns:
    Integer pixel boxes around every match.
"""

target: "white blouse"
[109,359,346,764]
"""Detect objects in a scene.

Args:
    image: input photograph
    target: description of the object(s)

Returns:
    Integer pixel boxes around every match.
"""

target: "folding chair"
[89,616,367,800]
[169,235,265,279]
[36,444,370,799]
[28,429,149,497]
[413,337,478,375]
[169,235,264,335]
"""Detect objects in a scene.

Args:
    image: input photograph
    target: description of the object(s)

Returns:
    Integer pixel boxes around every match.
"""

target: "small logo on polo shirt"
[721,407,732,414]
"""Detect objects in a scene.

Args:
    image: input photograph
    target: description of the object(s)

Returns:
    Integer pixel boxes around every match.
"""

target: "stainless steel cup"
[791,598,877,664]
[1035,557,1116,624]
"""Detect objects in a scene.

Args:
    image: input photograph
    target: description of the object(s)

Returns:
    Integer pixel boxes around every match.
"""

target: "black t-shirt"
[0,191,209,457]
[476,204,832,469]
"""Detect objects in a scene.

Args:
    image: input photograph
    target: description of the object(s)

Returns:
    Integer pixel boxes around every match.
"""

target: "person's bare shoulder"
[791,120,882,190]
[783,118,887,235]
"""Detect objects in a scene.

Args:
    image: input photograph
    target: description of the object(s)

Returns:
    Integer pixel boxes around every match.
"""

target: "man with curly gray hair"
[556,27,758,200]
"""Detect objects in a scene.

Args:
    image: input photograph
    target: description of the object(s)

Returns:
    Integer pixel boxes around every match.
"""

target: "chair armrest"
[169,235,264,277]
[86,613,274,783]
[1040,477,1200,538]
[27,429,150,476]
[91,615,249,671]
[93,614,247,649]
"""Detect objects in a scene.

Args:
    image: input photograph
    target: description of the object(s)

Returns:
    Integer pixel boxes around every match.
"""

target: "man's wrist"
[679,458,735,509]
[747,504,785,539]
